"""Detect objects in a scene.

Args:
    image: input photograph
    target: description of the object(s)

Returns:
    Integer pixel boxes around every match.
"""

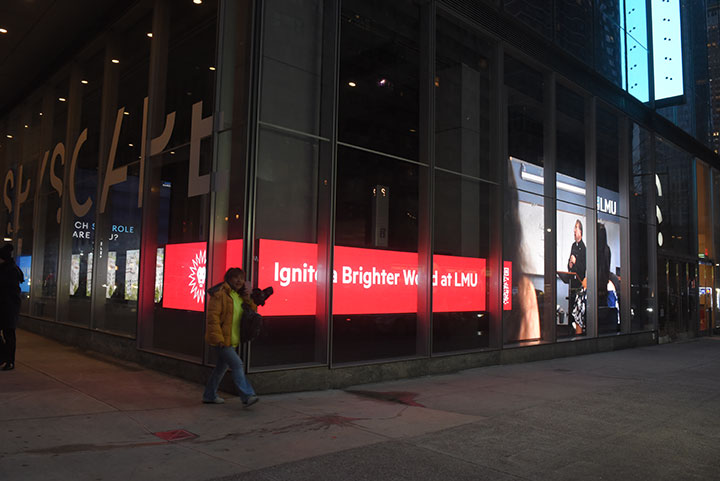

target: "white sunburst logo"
[188,249,207,304]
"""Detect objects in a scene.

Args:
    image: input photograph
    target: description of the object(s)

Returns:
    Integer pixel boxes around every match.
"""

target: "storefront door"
[658,257,697,339]
[699,261,714,334]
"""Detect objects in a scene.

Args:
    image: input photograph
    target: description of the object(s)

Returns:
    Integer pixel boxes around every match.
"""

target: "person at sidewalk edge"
[202,267,259,407]
[0,243,24,371]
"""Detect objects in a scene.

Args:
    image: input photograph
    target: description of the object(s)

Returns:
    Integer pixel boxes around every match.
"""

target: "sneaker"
[1,363,14,371]
[243,395,259,407]
[202,396,225,404]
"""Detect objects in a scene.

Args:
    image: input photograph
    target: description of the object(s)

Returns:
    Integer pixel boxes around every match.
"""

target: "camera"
[250,286,273,306]
[241,286,274,343]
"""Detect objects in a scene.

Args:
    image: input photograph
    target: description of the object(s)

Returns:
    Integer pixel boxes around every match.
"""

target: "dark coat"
[0,259,24,329]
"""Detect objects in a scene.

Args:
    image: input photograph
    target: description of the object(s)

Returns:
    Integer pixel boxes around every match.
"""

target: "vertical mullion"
[544,71,557,342]
[585,96,597,338]
[619,115,632,333]
[137,0,170,349]
[489,42,504,349]
[419,0,435,357]
[318,0,340,367]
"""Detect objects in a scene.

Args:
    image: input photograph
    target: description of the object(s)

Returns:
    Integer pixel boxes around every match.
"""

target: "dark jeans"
[1,328,16,364]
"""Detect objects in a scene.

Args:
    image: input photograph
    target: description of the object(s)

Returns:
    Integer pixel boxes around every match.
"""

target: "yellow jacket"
[205,282,257,346]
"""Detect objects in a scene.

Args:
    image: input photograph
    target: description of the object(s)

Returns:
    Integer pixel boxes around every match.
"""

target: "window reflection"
[338,0,420,161]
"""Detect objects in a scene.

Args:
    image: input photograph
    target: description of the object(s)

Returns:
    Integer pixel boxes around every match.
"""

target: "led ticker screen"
[162,238,489,315]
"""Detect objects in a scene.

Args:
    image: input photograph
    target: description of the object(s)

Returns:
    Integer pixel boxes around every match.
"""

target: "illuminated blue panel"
[651,0,684,100]
[17,255,30,293]
[624,0,650,102]
[626,34,650,102]
[620,0,627,91]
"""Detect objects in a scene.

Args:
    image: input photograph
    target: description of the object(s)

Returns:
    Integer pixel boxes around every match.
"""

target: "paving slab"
[3,330,720,481]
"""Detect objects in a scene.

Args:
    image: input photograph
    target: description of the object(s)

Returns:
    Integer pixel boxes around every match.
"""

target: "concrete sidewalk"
[1,331,719,481]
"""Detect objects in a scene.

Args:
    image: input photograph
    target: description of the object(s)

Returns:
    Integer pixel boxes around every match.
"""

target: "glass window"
[433,15,496,353]
[596,106,625,335]
[140,2,217,359]
[697,160,713,260]
[555,0,593,64]
[556,201,591,339]
[630,124,654,332]
[32,80,69,319]
[165,0,218,150]
[260,0,324,136]
[595,0,624,88]
[503,188,545,344]
[93,11,152,335]
[435,14,492,181]
[144,146,210,359]
[64,52,104,328]
[16,101,43,314]
[556,83,585,203]
[506,55,545,196]
[338,0,420,162]
[250,127,323,368]
[597,215,623,335]
[655,136,694,256]
[597,105,620,214]
[503,0,552,40]
[433,171,494,352]
[333,146,423,363]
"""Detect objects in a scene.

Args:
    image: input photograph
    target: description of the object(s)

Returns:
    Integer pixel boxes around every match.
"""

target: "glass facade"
[0,0,717,381]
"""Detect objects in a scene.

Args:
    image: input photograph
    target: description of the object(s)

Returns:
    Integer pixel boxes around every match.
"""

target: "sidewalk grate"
[153,429,197,442]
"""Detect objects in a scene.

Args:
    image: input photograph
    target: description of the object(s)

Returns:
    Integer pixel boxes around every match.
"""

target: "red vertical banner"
[503,261,512,311]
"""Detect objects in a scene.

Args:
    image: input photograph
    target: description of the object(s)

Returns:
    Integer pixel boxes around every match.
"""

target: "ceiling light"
[348,81,357,87]
[81,79,88,84]
[39,112,43,116]
[111,59,120,64]
[3,237,11,242]
[146,32,153,38]
[209,66,216,71]
[193,0,202,4]
[24,125,28,128]
[128,143,134,147]
[58,97,66,102]
[123,111,130,116]
[6,134,12,139]
[0,28,7,34]
[170,151,175,155]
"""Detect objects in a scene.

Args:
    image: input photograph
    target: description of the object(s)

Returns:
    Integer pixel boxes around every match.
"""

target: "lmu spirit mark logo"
[188,250,207,304]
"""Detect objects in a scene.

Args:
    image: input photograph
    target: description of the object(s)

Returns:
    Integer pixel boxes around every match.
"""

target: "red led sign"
[163,238,489,315]
[162,239,243,311]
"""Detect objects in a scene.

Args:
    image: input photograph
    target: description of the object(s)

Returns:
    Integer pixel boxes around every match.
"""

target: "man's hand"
[569,254,576,267]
